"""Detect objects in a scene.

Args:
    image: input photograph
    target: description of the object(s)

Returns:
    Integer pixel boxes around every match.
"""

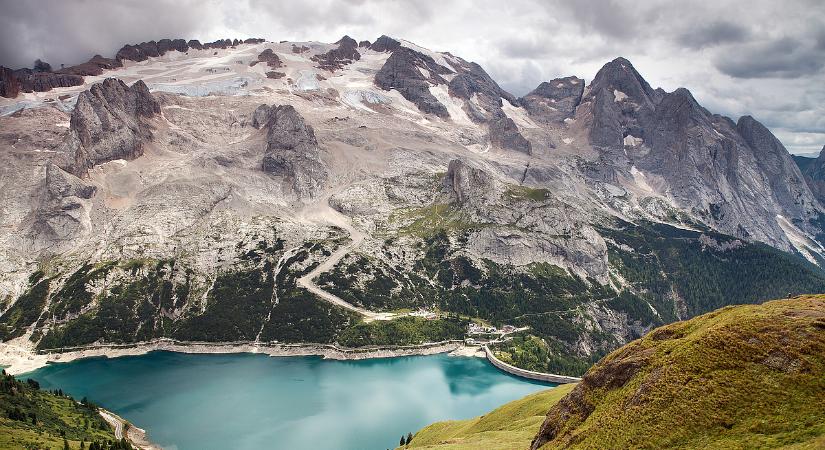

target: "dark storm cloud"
[0,0,824,153]
[714,37,825,78]
[0,0,215,69]
[676,21,750,49]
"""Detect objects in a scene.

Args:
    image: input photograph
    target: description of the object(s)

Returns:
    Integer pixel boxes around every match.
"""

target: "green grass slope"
[533,295,825,449]
[0,370,126,449]
[408,296,825,450]
[400,384,575,450]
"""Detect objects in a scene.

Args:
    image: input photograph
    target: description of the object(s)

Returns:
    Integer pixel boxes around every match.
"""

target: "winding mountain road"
[99,409,123,439]
[297,203,395,322]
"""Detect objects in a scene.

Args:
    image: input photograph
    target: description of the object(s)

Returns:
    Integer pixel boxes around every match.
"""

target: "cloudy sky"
[2,0,823,154]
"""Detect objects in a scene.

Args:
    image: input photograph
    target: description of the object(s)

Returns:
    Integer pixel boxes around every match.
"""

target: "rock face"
[60,78,160,177]
[251,104,273,129]
[312,35,361,71]
[369,35,401,52]
[489,111,532,154]
[11,69,84,94]
[27,162,97,252]
[60,55,123,76]
[520,76,584,122]
[797,146,825,204]
[443,159,498,204]
[115,39,190,61]
[259,104,328,199]
[736,115,816,216]
[255,48,282,68]
[374,46,453,118]
[0,66,20,98]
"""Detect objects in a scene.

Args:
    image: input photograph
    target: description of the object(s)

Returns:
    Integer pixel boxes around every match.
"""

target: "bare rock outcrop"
[0,66,20,98]
[369,35,401,53]
[26,162,97,252]
[259,104,328,199]
[520,76,584,122]
[374,46,452,118]
[312,35,361,71]
[489,111,532,154]
[60,55,123,76]
[11,68,84,94]
[59,78,160,177]
[255,48,282,68]
[443,159,498,204]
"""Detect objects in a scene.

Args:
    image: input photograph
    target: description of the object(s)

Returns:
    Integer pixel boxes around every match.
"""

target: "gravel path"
[297,203,395,322]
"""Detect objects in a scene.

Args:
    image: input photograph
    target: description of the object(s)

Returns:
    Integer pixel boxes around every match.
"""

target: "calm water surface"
[24,351,555,450]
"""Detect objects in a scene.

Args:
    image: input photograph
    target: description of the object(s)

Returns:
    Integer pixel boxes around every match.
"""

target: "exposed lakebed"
[24,351,554,449]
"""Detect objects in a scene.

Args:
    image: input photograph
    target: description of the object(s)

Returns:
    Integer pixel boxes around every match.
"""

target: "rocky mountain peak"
[520,76,585,123]
[652,87,711,130]
[60,78,159,177]
[312,35,361,71]
[736,115,817,214]
[369,35,401,52]
[588,57,660,106]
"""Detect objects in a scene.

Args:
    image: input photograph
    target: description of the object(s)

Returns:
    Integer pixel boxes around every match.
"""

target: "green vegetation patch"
[0,370,124,449]
[535,296,825,449]
[337,316,467,347]
[505,185,550,201]
[604,220,825,318]
[392,204,485,237]
[403,384,576,450]
[0,276,51,341]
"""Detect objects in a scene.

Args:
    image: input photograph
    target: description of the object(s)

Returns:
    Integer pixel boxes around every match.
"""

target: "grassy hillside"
[0,370,128,450]
[401,384,575,450]
[534,295,825,449]
[408,296,825,450]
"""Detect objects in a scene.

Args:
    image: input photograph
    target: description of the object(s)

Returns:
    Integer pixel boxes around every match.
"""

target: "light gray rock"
[59,78,159,176]
[443,159,499,204]
[26,162,96,252]
[261,104,328,199]
[520,76,584,123]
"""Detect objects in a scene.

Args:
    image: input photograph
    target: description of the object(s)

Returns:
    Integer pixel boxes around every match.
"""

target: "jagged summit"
[587,56,661,107]
[369,35,401,52]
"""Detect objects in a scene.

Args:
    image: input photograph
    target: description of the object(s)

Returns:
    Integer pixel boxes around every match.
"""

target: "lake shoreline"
[1,338,485,375]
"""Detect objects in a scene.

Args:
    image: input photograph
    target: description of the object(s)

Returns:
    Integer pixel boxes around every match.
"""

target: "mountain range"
[1,35,824,375]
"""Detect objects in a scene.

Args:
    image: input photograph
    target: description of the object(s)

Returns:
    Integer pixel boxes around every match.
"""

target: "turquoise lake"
[23,351,555,450]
